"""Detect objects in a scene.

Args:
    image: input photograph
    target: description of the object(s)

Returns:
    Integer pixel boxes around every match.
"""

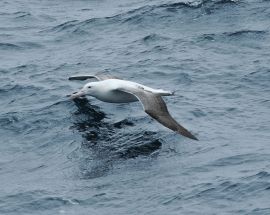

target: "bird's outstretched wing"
[69,71,120,81]
[118,87,198,140]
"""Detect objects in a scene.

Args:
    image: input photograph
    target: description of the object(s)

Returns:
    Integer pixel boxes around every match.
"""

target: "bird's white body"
[74,79,173,103]
[69,74,198,140]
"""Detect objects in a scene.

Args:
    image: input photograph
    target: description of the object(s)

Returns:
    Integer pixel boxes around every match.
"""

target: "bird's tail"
[154,89,175,96]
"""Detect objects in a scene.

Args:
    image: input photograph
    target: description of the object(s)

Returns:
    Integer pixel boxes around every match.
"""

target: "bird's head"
[70,82,98,99]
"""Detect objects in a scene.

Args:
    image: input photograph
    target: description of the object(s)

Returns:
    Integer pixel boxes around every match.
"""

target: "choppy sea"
[1,0,270,214]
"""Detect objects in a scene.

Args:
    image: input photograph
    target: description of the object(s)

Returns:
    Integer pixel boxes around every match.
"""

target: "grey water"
[1,0,270,214]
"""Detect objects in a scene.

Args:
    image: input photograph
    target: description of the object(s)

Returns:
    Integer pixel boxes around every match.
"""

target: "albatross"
[69,72,198,140]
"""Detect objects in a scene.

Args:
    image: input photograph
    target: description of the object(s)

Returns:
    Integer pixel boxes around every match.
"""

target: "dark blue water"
[1,0,270,214]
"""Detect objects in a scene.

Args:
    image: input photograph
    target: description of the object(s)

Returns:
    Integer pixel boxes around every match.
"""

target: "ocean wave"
[0,11,31,17]
[13,11,32,18]
[242,68,270,88]
[0,190,78,214]
[113,118,135,128]
[244,171,270,180]
[47,0,243,36]
[186,177,270,203]
[0,43,22,50]
[17,41,43,49]
[159,1,204,10]
[131,33,172,47]
[208,153,270,167]
[226,30,267,38]
[0,114,19,128]
[0,99,71,134]
[49,20,79,32]
[0,112,31,133]
[198,29,267,43]
[0,84,42,94]
[143,33,169,42]
[0,41,42,51]
[44,0,241,36]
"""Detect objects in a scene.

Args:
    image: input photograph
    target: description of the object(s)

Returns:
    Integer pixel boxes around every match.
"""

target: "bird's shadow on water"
[69,98,163,179]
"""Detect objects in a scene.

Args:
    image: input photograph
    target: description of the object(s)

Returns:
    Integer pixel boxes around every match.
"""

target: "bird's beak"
[69,90,85,99]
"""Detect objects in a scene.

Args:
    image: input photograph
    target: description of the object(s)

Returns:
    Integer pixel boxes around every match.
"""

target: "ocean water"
[1,0,270,214]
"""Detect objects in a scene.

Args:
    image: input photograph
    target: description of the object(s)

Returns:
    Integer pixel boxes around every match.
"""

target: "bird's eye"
[88,86,91,88]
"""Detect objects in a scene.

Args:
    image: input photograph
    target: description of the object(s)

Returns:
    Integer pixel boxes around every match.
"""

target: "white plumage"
[69,72,197,140]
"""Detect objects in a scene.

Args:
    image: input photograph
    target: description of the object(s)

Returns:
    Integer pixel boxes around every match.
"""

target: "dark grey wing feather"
[121,89,198,140]
[69,71,120,81]
[68,75,98,81]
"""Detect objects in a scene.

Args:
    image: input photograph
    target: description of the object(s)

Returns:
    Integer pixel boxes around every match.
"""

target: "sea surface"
[1,0,270,214]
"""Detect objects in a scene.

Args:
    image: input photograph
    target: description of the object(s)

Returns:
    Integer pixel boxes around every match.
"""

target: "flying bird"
[69,72,198,140]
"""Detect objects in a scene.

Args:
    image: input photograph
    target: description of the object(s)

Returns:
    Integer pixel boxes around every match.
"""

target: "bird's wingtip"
[192,136,199,141]
[180,130,199,141]
[185,133,198,141]
[68,76,75,80]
